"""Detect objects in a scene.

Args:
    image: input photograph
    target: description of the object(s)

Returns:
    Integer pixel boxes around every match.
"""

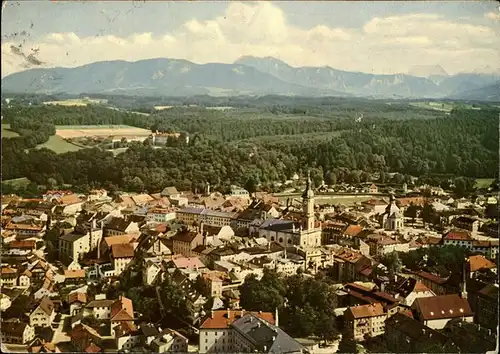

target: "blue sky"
[2,1,499,77]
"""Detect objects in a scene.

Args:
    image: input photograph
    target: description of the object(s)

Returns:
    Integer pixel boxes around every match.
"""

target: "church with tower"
[255,172,322,248]
[379,193,404,231]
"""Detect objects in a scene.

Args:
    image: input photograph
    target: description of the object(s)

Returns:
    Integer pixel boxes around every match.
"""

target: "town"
[1,174,498,353]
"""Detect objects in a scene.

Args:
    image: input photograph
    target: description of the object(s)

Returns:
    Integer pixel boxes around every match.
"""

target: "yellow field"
[55,126,151,139]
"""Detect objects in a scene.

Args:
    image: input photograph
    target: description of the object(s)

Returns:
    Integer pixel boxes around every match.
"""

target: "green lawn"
[1,177,30,187]
[475,178,495,188]
[1,124,20,138]
[35,135,83,154]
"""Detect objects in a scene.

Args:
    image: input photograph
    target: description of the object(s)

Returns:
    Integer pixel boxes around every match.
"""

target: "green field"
[475,178,495,188]
[1,124,20,138]
[35,135,83,154]
[1,177,30,189]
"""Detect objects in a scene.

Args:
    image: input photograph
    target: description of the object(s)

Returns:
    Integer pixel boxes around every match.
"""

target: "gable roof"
[68,292,88,304]
[110,296,134,321]
[468,255,496,272]
[344,224,363,237]
[161,186,179,196]
[414,294,473,320]
[386,312,449,345]
[444,229,473,241]
[171,256,205,270]
[111,243,135,259]
[34,297,55,316]
[346,303,385,319]
[200,310,274,329]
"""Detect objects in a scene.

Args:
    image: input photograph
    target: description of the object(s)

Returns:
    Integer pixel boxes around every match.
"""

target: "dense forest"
[1,101,498,194]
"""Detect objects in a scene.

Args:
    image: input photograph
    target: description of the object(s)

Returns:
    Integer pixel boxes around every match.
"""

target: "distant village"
[1,174,498,353]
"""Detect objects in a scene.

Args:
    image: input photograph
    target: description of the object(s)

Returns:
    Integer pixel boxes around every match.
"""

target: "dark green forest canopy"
[1,101,498,193]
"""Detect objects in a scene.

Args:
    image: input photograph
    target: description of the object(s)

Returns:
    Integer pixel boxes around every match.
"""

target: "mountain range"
[2,56,499,100]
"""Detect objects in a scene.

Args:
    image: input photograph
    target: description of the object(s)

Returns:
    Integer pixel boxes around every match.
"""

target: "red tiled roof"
[414,271,448,285]
[111,243,135,259]
[414,294,473,320]
[64,270,86,279]
[7,240,36,249]
[468,255,496,272]
[85,343,102,353]
[347,303,385,319]
[413,281,432,293]
[344,225,363,237]
[200,310,274,329]
[69,292,88,304]
[444,230,472,241]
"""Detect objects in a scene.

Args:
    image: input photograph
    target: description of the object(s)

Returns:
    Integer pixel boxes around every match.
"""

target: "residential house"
[104,217,140,236]
[70,323,103,352]
[84,295,115,319]
[150,328,189,353]
[171,229,203,257]
[1,321,35,344]
[1,267,18,287]
[176,207,204,225]
[411,294,474,329]
[385,312,452,353]
[392,278,436,306]
[329,248,373,283]
[4,222,46,238]
[230,313,305,354]
[468,255,497,278]
[361,199,386,214]
[442,229,474,248]
[344,303,387,341]
[69,292,88,316]
[110,296,135,337]
[146,208,176,224]
[161,186,180,199]
[366,234,410,257]
[200,210,238,227]
[29,296,56,328]
[198,309,275,354]
[142,259,162,286]
[229,185,250,198]
[144,236,172,257]
[411,271,449,296]
[28,338,63,353]
[475,284,499,330]
[58,229,97,263]
[453,216,481,233]
[111,243,136,275]
[201,272,225,297]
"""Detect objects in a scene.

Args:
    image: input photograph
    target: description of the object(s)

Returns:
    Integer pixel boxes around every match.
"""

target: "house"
[4,222,46,238]
[68,292,88,316]
[104,217,140,236]
[198,309,275,354]
[344,303,387,341]
[1,267,18,287]
[146,208,176,224]
[200,210,239,227]
[111,243,136,275]
[201,272,225,297]
[468,255,497,278]
[475,284,499,330]
[110,296,135,337]
[230,313,305,354]
[64,270,86,284]
[411,271,449,295]
[58,230,93,263]
[385,312,452,353]
[229,185,250,198]
[169,256,207,272]
[365,234,409,257]
[368,183,378,194]
[144,236,172,257]
[392,278,436,306]
[100,233,138,257]
[1,321,35,344]
[28,337,62,353]
[142,260,162,286]
[84,295,115,319]
[161,186,180,199]
[361,199,386,214]
[29,296,56,328]
[70,323,102,352]
[176,207,204,225]
[411,294,474,329]
[171,229,203,257]
[453,216,481,233]
[150,328,188,353]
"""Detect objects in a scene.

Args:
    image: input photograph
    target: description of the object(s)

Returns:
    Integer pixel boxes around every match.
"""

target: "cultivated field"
[35,135,84,154]
[1,124,20,138]
[55,125,151,139]
[43,98,107,106]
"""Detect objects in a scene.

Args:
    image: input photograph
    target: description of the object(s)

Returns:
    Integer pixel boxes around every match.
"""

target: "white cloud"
[2,2,499,78]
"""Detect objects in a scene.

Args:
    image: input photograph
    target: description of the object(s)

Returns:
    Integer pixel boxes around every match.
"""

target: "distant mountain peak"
[408,65,449,78]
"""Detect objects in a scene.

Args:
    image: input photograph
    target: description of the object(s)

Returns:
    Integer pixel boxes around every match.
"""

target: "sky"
[2,1,500,78]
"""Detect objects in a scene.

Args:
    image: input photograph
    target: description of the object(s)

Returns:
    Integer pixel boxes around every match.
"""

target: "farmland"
[55,125,151,139]
[34,135,84,154]
[1,124,20,138]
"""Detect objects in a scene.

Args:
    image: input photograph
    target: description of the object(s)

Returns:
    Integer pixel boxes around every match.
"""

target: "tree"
[404,203,419,226]
[337,334,358,354]
[244,176,257,197]
[421,203,436,227]
[382,251,403,275]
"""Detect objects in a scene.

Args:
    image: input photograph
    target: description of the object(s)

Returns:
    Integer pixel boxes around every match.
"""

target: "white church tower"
[302,171,315,231]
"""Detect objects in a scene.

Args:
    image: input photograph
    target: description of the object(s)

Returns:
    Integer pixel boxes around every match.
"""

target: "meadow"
[1,124,20,138]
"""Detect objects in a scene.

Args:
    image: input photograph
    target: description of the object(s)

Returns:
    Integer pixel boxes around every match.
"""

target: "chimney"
[227,308,231,319]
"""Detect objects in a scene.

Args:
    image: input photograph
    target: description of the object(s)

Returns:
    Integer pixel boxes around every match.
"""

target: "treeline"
[1,104,498,194]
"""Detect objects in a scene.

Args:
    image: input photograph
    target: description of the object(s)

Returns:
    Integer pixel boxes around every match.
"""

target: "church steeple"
[302,170,315,230]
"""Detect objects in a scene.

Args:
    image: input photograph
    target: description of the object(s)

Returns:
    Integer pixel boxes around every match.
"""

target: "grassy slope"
[1,124,20,138]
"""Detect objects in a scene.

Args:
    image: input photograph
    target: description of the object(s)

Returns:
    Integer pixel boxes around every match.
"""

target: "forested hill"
[1,103,498,195]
